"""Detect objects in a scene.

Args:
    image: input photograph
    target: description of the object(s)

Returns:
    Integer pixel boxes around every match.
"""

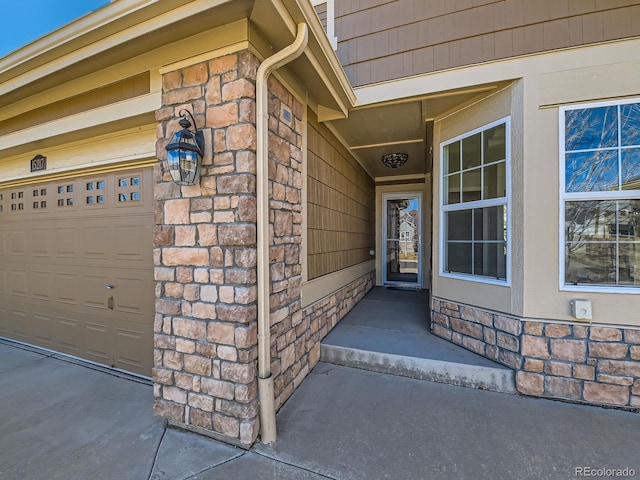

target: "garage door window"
[57,184,74,207]
[86,180,105,205]
[117,176,141,202]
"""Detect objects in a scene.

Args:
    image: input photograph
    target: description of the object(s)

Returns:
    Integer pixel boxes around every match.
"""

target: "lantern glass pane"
[167,149,201,185]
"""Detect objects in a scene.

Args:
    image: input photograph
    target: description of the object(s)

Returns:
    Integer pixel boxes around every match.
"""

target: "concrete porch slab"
[321,287,515,393]
[193,452,331,479]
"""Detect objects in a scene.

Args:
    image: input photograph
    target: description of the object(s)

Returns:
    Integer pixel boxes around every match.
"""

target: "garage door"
[0,167,154,376]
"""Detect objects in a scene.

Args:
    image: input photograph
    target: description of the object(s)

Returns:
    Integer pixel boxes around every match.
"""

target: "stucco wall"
[429,39,640,327]
[521,54,640,326]
[432,83,524,316]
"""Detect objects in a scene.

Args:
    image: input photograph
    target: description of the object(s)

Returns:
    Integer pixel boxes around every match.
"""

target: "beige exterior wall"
[0,20,256,162]
[428,38,640,327]
[522,54,640,326]
[433,83,524,316]
[0,73,150,136]
[307,109,375,279]
[335,0,640,87]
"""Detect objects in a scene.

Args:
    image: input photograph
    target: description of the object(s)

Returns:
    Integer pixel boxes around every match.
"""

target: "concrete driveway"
[1,340,639,480]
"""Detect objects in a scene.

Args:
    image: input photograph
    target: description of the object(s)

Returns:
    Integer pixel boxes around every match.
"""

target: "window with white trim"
[561,99,640,289]
[441,118,509,282]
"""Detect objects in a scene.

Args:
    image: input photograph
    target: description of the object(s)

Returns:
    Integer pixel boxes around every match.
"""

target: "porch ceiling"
[329,84,503,179]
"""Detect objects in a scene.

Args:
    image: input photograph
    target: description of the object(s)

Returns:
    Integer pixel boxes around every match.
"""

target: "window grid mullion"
[471,207,476,275]
[618,104,622,191]
[458,149,462,204]
[481,131,485,201]
[616,202,620,285]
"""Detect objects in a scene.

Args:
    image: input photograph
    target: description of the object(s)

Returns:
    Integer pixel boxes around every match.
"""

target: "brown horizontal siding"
[0,72,150,135]
[335,0,640,86]
[307,108,375,280]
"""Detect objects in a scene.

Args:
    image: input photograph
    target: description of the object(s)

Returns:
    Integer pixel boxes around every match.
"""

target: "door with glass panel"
[383,194,422,286]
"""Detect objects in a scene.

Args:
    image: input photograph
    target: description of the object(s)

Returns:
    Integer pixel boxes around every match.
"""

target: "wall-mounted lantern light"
[165,109,204,185]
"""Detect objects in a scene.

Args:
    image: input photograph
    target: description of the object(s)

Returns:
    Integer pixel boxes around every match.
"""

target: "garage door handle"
[105,285,114,289]
[108,296,114,310]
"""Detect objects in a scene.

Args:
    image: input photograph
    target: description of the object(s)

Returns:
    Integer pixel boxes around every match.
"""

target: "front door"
[383,194,422,286]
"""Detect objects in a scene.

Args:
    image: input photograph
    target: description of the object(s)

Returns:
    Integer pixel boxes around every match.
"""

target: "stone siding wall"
[431,297,522,370]
[264,75,305,411]
[281,270,375,409]
[432,296,640,409]
[519,322,640,408]
[153,51,262,447]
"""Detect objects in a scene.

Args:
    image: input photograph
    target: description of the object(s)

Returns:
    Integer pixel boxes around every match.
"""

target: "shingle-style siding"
[314,2,329,30]
[335,0,640,86]
[307,109,375,279]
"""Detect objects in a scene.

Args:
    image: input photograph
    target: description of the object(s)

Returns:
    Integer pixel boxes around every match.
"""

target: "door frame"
[382,192,423,287]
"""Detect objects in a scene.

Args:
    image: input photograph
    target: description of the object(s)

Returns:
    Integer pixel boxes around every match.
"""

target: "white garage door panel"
[0,168,154,376]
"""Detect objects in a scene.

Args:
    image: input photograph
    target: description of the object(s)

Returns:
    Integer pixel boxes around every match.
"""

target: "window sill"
[561,284,640,294]
[440,271,509,287]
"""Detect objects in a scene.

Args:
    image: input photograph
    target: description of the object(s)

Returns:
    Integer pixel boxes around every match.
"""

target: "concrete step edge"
[320,344,516,394]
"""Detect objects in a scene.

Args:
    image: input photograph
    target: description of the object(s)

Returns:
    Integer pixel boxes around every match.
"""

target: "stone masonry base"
[273,270,376,410]
[431,296,640,410]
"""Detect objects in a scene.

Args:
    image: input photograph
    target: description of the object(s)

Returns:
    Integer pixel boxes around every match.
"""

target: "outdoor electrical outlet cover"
[570,299,592,320]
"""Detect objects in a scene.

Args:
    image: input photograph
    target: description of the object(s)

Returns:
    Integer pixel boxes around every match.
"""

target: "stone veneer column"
[153,51,261,447]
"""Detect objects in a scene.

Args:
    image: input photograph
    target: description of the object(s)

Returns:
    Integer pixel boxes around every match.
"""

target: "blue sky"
[0,0,108,58]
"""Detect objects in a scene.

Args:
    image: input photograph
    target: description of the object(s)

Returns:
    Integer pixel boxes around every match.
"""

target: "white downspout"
[256,23,308,444]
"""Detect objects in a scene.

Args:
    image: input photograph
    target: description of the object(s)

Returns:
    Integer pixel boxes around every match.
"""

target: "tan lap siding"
[307,108,375,279]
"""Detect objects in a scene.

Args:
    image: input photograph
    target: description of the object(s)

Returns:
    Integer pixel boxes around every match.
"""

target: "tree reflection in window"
[562,100,640,288]
[565,102,640,192]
